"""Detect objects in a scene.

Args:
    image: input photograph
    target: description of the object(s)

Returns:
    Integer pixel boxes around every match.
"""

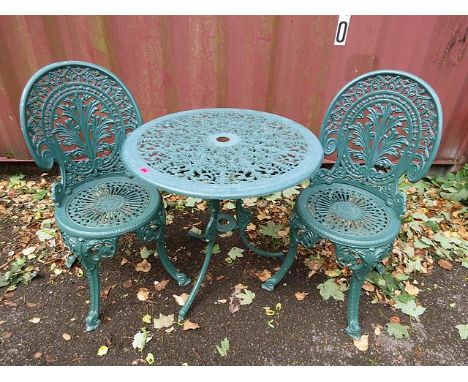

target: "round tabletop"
[121,108,323,199]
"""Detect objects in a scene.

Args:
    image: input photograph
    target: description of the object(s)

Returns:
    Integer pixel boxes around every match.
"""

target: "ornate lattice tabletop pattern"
[122,108,323,199]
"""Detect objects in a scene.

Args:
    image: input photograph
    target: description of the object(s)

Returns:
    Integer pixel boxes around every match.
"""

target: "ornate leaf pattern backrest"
[316,70,443,215]
[20,61,142,203]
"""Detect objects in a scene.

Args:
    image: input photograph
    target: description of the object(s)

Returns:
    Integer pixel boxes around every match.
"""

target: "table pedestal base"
[179,199,284,321]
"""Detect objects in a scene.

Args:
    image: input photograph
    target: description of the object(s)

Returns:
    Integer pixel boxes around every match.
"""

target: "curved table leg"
[179,200,220,321]
[235,200,285,259]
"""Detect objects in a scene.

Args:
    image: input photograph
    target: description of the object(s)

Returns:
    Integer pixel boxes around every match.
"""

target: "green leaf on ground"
[33,189,48,201]
[259,221,284,239]
[317,278,347,301]
[216,337,230,357]
[36,227,56,241]
[140,247,151,259]
[282,187,300,199]
[225,247,244,263]
[188,227,202,236]
[153,313,174,329]
[395,300,426,318]
[132,328,152,352]
[203,244,220,255]
[237,289,255,305]
[8,174,25,189]
[146,353,155,365]
[185,197,202,207]
[455,324,468,340]
[0,257,37,292]
[142,314,152,324]
[264,192,282,202]
[97,345,109,356]
[385,322,410,339]
[224,202,236,210]
[414,238,432,249]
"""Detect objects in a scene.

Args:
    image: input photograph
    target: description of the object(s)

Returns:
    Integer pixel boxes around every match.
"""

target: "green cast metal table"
[121,108,323,320]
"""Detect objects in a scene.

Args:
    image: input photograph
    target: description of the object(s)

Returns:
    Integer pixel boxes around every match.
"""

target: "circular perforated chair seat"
[55,175,161,238]
[296,183,401,247]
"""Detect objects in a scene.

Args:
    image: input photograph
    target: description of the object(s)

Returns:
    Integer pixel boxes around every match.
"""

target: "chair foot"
[85,313,101,332]
[261,280,276,292]
[345,323,362,340]
[174,273,191,287]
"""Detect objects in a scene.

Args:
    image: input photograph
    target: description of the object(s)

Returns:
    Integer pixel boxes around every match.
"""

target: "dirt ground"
[1,203,467,366]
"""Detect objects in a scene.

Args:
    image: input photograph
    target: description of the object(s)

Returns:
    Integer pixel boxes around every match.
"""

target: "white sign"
[334,15,351,46]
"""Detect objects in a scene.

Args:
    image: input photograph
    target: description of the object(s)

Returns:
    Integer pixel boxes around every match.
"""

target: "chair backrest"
[316,70,443,216]
[20,61,142,203]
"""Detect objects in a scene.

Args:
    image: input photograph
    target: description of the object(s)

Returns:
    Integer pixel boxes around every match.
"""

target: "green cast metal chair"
[19,61,190,331]
[262,70,443,339]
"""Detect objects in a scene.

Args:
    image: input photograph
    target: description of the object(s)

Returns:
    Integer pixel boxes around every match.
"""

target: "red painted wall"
[0,16,466,165]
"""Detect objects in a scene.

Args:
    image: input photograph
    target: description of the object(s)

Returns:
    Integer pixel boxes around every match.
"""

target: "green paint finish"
[19,61,190,331]
[263,70,443,340]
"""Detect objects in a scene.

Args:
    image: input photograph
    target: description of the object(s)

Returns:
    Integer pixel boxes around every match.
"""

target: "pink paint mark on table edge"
[139,167,150,174]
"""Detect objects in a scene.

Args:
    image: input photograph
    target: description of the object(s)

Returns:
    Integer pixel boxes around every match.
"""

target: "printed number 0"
[336,21,348,43]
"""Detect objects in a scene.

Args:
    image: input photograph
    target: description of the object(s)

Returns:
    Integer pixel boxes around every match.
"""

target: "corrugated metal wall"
[0,15,466,165]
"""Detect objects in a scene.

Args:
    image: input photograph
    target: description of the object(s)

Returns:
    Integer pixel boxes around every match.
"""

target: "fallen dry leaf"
[307,270,317,278]
[154,279,170,291]
[353,335,369,352]
[217,299,227,304]
[101,283,116,299]
[404,282,420,296]
[234,283,248,293]
[295,292,308,301]
[135,259,151,273]
[362,281,375,292]
[121,258,129,266]
[390,316,401,323]
[183,320,200,331]
[153,313,174,329]
[374,325,383,336]
[22,246,36,257]
[62,333,71,341]
[173,293,189,306]
[122,279,132,289]
[256,270,272,282]
[246,223,256,231]
[33,352,42,359]
[137,288,150,301]
[438,259,453,270]
[257,212,270,220]
[28,317,41,324]
[196,202,206,211]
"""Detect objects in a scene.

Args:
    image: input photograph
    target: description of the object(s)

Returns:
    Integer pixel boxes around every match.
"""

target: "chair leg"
[62,234,117,331]
[136,205,190,287]
[262,212,319,291]
[336,244,392,339]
